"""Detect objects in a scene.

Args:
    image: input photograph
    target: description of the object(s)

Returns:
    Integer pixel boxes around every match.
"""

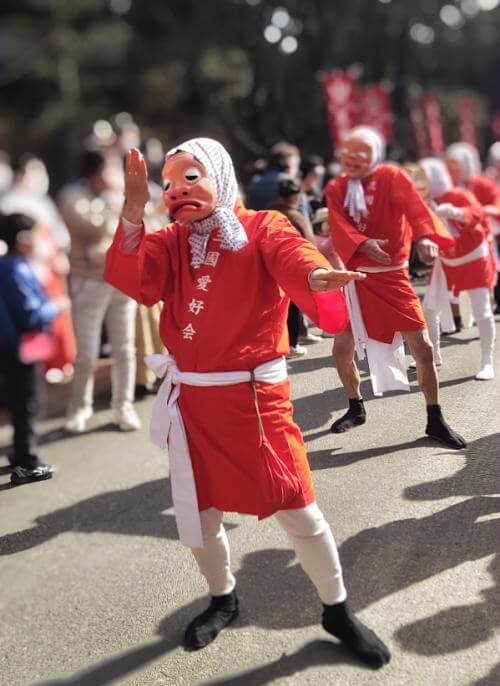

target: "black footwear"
[425,405,466,450]
[184,591,239,650]
[331,398,366,434]
[10,464,54,485]
[322,601,391,668]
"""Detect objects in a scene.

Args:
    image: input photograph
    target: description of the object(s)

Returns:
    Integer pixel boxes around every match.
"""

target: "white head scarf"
[342,126,386,224]
[488,141,500,165]
[446,142,481,183]
[420,157,453,199]
[166,137,248,269]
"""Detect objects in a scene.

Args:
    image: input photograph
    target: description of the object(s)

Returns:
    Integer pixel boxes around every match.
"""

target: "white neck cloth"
[166,137,248,269]
[343,127,385,224]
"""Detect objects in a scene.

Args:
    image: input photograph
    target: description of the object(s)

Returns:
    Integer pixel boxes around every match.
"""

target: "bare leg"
[403,329,438,405]
[333,330,361,398]
[423,309,443,366]
[403,329,466,449]
[331,331,367,433]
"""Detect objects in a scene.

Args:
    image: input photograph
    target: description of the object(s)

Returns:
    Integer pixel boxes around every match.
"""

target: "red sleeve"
[104,220,174,306]
[390,167,454,248]
[441,189,484,233]
[258,211,348,333]
[470,176,498,207]
[325,179,368,265]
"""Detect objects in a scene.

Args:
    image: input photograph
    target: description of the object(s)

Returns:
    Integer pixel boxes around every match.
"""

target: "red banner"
[321,71,357,149]
[409,99,429,158]
[457,95,478,147]
[424,93,445,155]
[358,84,394,142]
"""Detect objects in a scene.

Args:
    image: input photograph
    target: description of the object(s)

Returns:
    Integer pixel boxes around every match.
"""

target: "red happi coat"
[436,188,493,293]
[326,164,454,344]
[467,175,499,287]
[104,206,347,515]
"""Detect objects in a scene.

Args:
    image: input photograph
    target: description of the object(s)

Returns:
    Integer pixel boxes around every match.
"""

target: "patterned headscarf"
[446,142,481,183]
[343,127,386,224]
[420,157,453,199]
[166,137,248,269]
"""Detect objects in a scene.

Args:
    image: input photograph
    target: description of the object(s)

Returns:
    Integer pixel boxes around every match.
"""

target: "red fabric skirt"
[355,269,426,343]
[177,378,315,515]
[443,256,492,295]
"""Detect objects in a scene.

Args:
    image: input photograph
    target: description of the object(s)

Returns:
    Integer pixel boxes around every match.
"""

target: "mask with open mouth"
[163,138,248,268]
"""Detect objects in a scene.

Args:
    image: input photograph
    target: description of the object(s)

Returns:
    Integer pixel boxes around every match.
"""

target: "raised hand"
[435,203,464,223]
[123,148,150,224]
[356,238,391,264]
[309,268,366,292]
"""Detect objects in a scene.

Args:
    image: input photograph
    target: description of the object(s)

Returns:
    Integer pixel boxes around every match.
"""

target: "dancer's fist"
[123,148,150,224]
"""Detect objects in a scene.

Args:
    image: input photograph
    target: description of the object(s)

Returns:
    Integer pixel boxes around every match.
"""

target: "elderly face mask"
[339,139,374,179]
[162,152,217,223]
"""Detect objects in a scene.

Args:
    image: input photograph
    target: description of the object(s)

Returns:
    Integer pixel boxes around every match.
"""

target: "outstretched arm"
[259,212,363,333]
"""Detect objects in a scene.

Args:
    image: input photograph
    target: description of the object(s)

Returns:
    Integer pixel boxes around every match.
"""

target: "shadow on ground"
[1,479,179,554]
[28,435,499,684]
[33,548,371,686]
[390,432,500,659]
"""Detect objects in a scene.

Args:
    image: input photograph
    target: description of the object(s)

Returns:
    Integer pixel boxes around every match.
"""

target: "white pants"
[68,276,137,414]
[191,502,347,605]
[426,287,495,369]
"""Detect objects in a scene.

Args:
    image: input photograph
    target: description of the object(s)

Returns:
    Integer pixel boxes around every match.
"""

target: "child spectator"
[0,213,66,485]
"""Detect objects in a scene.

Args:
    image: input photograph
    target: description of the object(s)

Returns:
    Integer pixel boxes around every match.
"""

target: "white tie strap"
[344,262,410,396]
[423,258,455,333]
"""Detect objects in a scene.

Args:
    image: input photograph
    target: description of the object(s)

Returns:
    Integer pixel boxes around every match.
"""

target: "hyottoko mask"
[162,152,217,222]
[339,138,374,179]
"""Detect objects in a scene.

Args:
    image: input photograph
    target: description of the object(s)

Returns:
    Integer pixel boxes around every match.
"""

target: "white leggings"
[191,502,347,606]
[426,287,495,367]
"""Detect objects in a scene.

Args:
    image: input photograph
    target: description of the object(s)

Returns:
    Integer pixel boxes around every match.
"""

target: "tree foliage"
[1,0,500,184]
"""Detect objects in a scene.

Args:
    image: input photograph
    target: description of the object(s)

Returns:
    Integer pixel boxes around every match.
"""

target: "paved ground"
[1,319,499,686]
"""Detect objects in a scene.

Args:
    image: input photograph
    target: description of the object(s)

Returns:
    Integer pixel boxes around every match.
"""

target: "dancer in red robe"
[104,138,391,667]
[446,142,498,293]
[325,127,465,449]
[420,157,496,380]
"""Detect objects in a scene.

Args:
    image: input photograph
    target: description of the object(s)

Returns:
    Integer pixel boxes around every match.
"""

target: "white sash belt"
[440,239,489,267]
[144,354,288,549]
[423,257,455,333]
[345,262,410,397]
